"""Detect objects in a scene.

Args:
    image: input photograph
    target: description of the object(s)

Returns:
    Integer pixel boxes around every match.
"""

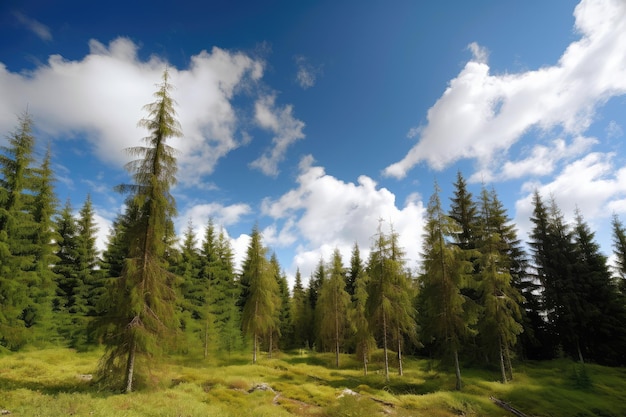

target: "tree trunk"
[499,342,507,384]
[576,340,585,365]
[453,348,462,390]
[397,336,403,376]
[253,331,257,364]
[504,343,513,381]
[335,310,340,368]
[204,321,209,359]
[363,348,368,376]
[268,331,273,359]
[125,337,137,393]
[382,311,389,382]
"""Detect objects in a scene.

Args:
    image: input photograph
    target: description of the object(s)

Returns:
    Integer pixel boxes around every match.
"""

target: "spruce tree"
[271,253,292,352]
[97,69,182,392]
[53,199,80,342]
[27,147,59,338]
[240,225,279,363]
[75,194,100,317]
[316,249,351,367]
[572,211,626,365]
[346,242,364,299]
[351,255,374,375]
[419,183,475,390]
[366,221,416,380]
[475,187,523,382]
[611,215,626,294]
[174,219,204,353]
[291,268,311,349]
[0,111,39,348]
[214,228,242,355]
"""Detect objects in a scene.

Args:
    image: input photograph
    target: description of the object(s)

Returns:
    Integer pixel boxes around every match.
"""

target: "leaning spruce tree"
[98,69,182,393]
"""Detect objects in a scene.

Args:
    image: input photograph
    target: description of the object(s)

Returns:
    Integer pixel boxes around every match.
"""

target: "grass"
[1,348,625,416]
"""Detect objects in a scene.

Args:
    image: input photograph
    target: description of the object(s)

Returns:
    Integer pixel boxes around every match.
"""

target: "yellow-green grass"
[1,348,625,416]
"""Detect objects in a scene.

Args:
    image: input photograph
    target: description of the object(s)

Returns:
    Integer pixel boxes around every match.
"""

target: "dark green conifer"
[97,69,182,392]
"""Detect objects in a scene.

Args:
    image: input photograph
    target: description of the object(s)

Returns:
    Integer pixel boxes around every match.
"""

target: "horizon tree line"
[1,71,626,392]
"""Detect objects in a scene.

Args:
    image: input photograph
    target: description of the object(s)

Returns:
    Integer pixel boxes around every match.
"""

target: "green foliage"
[475,186,523,383]
[316,249,351,367]
[419,182,476,390]
[240,225,279,363]
[97,69,182,392]
[0,111,53,348]
[367,221,416,381]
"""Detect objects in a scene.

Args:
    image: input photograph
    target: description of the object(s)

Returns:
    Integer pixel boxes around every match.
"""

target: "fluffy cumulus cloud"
[384,0,626,179]
[0,37,303,186]
[514,151,626,244]
[471,135,597,182]
[250,94,306,176]
[261,155,425,279]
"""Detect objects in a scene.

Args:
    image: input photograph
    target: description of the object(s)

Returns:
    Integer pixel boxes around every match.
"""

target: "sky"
[1,0,626,286]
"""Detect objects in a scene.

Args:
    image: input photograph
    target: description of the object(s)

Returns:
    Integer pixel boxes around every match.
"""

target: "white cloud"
[384,0,626,179]
[177,202,251,235]
[294,55,322,89]
[261,156,425,280]
[14,11,52,42]
[250,94,306,176]
[514,151,626,243]
[467,42,489,64]
[0,38,265,186]
[472,135,597,182]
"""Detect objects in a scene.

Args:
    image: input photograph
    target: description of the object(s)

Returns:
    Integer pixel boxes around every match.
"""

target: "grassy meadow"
[1,347,625,416]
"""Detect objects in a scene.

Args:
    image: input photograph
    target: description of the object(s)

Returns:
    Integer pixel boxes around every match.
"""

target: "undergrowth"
[0,348,624,416]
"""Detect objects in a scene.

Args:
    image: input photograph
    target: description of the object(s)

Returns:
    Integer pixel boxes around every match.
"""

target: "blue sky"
[2,0,626,285]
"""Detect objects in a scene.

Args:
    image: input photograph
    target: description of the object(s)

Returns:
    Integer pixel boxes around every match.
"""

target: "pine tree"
[572,210,626,365]
[419,183,475,390]
[291,268,311,349]
[26,147,59,338]
[214,228,242,355]
[240,225,279,363]
[271,253,292,352]
[346,243,364,299]
[449,171,479,252]
[351,256,374,375]
[611,214,626,294]
[308,258,326,348]
[97,69,182,392]
[475,187,523,383]
[0,111,39,348]
[174,219,204,354]
[53,199,80,342]
[316,249,351,367]
[367,221,416,380]
[75,194,100,317]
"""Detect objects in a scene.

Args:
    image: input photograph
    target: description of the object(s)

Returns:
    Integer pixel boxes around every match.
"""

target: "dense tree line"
[2,72,626,392]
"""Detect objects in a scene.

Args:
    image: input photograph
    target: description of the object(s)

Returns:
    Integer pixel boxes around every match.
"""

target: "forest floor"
[0,347,625,416]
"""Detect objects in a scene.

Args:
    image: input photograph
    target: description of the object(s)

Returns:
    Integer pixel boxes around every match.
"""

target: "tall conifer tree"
[475,187,523,382]
[98,70,182,392]
[240,225,278,363]
[316,249,351,367]
[367,221,416,380]
[419,183,475,390]
[0,111,38,348]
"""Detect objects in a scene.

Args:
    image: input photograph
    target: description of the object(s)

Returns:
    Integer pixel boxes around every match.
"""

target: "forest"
[1,70,626,401]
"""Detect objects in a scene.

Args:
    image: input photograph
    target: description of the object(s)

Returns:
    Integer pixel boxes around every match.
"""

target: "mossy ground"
[1,348,625,416]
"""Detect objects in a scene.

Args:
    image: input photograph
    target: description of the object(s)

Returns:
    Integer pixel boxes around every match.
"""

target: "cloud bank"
[0,37,304,186]
[262,156,425,279]
[384,0,626,179]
